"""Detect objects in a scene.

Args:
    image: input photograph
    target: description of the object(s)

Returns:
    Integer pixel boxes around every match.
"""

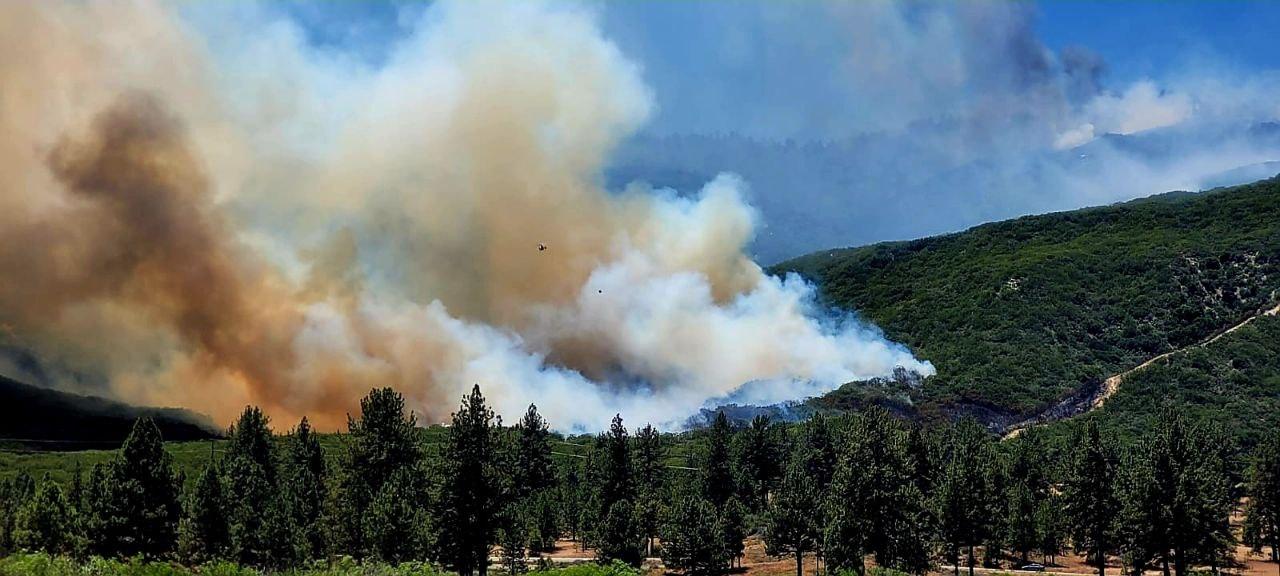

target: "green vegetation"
[0,430,448,490]
[1086,315,1280,448]
[0,552,453,575]
[776,176,1280,423]
[1245,430,1280,564]
[1060,421,1119,576]
[9,179,1280,576]
[528,562,640,576]
[0,387,1274,576]
[1027,313,1280,452]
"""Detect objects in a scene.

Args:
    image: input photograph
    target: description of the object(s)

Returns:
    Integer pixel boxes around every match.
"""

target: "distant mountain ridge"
[0,374,220,449]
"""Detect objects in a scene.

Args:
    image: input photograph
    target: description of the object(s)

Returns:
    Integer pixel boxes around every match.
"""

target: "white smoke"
[0,0,932,431]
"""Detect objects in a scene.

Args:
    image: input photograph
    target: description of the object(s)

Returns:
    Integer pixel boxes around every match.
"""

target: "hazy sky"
[256,1,1280,135]
[228,1,1280,263]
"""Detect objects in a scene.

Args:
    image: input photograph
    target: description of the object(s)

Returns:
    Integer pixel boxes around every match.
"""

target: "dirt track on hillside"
[1003,301,1280,440]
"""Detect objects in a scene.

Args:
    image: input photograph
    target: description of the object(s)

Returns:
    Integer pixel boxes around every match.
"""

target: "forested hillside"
[1065,314,1280,449]
[0,375,218,450]
[776,176,1280,427]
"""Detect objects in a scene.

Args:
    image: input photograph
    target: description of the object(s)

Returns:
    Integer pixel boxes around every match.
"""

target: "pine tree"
[349,388,422,492]
[580,445,605,552]
[635,423,666,556]
[529,489,561,553]
[983,457,1009,568]
[0,472,35,554]
[364,467,432,563]
[720,497,747,568]
[599,499,643,565]
[797,414,837,570]
[328,387,427,558]
[179,464,228,562]
[514,404,555,498]
[904,424,934,496]
[800,414,837,479]
[1035,495,1065,566]
[258,497,304,569]
[601,414,635,511]
[1161,416,1234,576]
[437,385,501,576]
[497,500,529,574]
[662,494,730,576]
[702,412,735,508]
[1061,420,1119,576]
[767,452,820,576]
[226,406,276,482]
[223,406,288,566]
[828,409,934,573]
[68,461,85,516]
[91,417,181,559]
[1007,483,1039,565]
[82,463,109,555]
[14,476,77,555]
[284,417,326,559]
[863,410,917,569]
[890,483,936,576]
[1115,443,1166,576]
[320,457,361,556]
[1245,428,1280,572]
[825,430,871,575]
[1191,423,1236,575]
[1006,431,1049,565]
[936,420,997,576]
[736,415,782,511]
[561,462,584,543]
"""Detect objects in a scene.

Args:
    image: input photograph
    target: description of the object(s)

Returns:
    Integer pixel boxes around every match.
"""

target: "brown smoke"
[1,93,317,424]
[0,0,931,431]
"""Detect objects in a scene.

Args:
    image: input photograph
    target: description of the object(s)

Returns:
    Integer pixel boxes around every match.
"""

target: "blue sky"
[1037,1,1280,82]
[269,0,1280,141]
[205,0,1280,261]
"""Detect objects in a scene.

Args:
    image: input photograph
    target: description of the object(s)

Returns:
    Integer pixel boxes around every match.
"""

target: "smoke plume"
[601,2,1280,263]
[0,1,931,430]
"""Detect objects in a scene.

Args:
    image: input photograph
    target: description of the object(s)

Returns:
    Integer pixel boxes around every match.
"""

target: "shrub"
[531,560,642,576]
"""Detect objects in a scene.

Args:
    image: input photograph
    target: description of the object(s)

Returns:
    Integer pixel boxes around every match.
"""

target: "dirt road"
[1003,301,1280,440]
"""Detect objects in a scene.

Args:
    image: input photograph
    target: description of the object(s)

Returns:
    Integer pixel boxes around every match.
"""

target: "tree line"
[1,386,1278,576]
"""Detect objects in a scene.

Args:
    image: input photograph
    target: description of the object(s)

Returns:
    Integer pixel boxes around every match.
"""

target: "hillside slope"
[774,176,1280,427]
[1074,313,1280,449]
[0,375,220,449]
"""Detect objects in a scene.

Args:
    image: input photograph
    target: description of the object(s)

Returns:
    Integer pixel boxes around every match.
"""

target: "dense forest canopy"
[1,387,1278,576]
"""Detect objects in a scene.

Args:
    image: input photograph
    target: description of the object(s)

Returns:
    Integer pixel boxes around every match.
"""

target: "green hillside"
[0,422,710,491]
[1079,314,1280,449]
[0,427,443,490]
[775,176,1280,427]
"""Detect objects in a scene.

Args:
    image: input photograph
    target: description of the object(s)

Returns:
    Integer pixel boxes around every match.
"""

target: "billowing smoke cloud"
[601,2,1280,262]
[0,1,931,431]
